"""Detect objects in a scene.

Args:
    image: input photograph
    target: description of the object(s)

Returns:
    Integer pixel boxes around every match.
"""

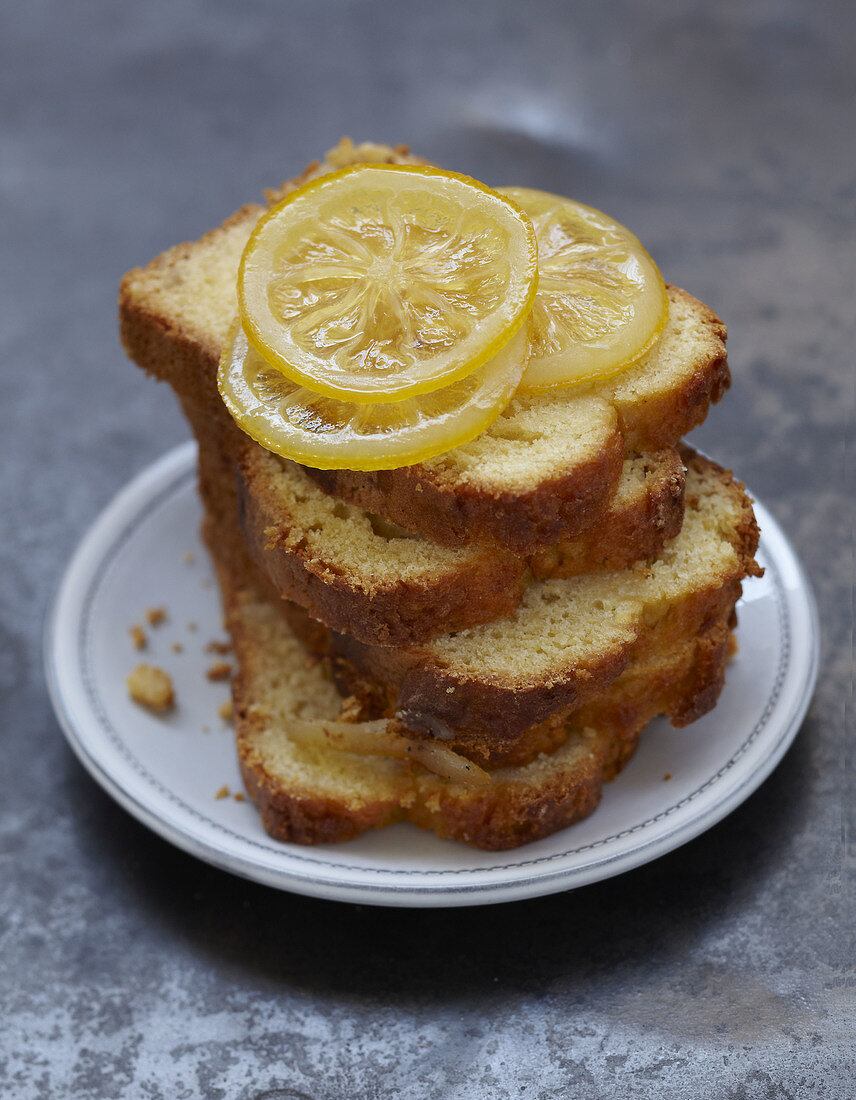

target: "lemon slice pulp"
[239,165,538,404]
[499,187,668,392]
[218,320,530,471]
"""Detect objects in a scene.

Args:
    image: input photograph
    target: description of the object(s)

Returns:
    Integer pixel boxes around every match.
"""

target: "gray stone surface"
[1,1,852,1096]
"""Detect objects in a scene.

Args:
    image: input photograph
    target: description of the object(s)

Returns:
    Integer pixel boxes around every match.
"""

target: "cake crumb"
[218,698,234,722]
[187,621,198,632]
[215,785,230,800]
[129,624,147,650]
[146,607,167,627]
[335,695,364,723]
[206,640,232,655]
[206,661,233,682]
[663,773,673,781]
[233,792,245,802]
[182,551,195,565]
[127,664,174,712]
[171,642,183,654]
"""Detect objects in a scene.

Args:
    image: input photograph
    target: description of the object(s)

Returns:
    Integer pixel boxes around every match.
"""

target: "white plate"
[45,443,819,908]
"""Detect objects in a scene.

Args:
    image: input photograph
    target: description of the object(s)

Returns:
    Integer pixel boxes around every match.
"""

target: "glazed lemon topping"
[499,188,668,392]
[239,165,538,403]
[221,164,668,470]
[219,319,530,471]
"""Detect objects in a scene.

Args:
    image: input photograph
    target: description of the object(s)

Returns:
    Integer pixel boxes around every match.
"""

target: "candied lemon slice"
[238,164,538,404]
[499,187,668,392]
[218,320,530,471]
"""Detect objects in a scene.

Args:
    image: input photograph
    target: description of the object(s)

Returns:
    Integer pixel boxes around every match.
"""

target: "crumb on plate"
[127,664,174,712]
[129,624,147,650]
[146,606,167,627]
[206,661,232,682]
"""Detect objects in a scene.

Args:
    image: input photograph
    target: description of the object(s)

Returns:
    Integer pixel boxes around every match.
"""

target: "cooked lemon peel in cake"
[284,716,491,788]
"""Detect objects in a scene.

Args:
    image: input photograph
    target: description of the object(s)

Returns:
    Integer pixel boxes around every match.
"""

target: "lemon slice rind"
[218,319,531,471]
[499,187,669,393]
[239,164,538,405]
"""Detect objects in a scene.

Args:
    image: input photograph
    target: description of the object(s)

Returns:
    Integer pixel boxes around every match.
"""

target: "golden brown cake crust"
[221,562,739,850]
[303,432,625,553]
[309,574,745,760]
[406,755,606,850]
[236,446,686,647]
[237,736,405,845]
[281,450,761,752]
[237,449,526,647]
[615,291,731,451]
[528,448,686,579]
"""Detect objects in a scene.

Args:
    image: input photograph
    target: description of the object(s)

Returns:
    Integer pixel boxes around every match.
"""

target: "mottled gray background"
[1,1,853,1096]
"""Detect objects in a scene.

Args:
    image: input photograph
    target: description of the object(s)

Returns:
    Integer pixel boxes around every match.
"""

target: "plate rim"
[44,443,820,907]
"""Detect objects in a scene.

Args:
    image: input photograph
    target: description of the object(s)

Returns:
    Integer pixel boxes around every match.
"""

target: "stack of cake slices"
[119,140,762,850]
